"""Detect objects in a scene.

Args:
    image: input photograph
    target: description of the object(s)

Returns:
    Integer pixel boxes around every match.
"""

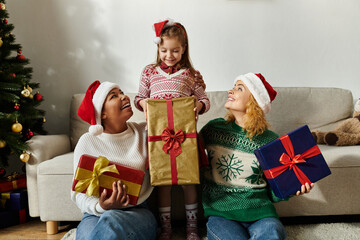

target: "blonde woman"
[200,73,314,240]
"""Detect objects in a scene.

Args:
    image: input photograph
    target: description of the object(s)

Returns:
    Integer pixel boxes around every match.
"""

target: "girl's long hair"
[154,22,196,76]
[225,94,270,140]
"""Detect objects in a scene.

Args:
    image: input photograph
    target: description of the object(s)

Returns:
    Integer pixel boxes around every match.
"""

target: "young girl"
[200,73,314,240]
[134,19,210,240]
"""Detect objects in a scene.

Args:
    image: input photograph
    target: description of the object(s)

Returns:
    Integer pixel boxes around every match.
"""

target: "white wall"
[6,0,360,134]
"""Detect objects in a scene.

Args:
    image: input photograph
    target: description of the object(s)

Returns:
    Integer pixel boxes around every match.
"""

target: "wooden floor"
[0,217,78,240]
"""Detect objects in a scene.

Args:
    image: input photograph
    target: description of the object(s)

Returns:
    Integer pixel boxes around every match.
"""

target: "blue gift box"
[254,125,331,199]
[0,189,28,210]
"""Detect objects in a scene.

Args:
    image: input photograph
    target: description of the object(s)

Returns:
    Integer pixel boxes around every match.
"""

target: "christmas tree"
[0,0,46,167]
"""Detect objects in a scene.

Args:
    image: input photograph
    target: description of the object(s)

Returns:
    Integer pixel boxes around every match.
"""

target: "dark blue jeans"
[207,216,286,240]
[76,203,157,240]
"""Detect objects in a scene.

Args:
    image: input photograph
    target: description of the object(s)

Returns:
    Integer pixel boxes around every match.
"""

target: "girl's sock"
[159,206,172,237]
[185,203,199,235]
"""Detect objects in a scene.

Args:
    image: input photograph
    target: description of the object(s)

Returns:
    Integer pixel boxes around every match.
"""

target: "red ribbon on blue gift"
[263,134,321,185]
[148,99,197,185]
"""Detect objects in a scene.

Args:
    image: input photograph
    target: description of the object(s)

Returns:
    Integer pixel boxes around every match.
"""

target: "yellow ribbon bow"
[74,156,119,197]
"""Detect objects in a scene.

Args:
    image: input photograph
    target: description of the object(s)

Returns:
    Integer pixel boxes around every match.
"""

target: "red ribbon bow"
[161,127,185,156]
[263,135,321,185]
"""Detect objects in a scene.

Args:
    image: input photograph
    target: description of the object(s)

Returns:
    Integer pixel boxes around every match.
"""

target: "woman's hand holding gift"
[99,180,130,210]
[295,182,315,196]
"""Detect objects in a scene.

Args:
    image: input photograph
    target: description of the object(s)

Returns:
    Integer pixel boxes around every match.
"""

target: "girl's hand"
[194,70,206,90]
[139,99,148,120]
[295,182,314,196]
[193,96,203,121]
[99,180,130,210]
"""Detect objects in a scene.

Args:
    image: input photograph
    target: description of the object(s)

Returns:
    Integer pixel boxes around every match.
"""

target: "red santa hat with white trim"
[234,73,277,114]
[77,80,120,136]
[153,18,175,44]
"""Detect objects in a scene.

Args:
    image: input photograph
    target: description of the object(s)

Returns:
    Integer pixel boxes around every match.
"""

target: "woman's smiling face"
[225,80,251,114]
[101,88,133,130]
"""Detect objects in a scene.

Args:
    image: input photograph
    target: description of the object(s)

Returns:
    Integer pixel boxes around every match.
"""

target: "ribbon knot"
[161,127,185,157]
[74,156,119,197]
[263,135,321,186]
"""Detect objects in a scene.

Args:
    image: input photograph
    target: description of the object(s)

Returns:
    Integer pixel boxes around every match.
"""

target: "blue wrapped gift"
[254,125,331,199]
[0,189,28,210]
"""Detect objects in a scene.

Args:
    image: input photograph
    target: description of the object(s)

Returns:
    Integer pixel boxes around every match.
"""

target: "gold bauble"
[20,152,30,162]
[0,140,6,148]
[43,117,46,123]
[29,94,33,99]
[27,85,33,94]
[0,3,5,10]
[21,89,31,98]
[0,38,3,48]
[11,122,23,133]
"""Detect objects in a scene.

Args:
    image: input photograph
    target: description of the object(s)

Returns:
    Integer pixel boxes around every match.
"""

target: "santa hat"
[153,18,175,44]
[77,80,120,136]
[234,73,277,114]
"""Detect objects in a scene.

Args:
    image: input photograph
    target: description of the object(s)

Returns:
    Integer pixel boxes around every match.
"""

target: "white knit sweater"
[71,122,153,216]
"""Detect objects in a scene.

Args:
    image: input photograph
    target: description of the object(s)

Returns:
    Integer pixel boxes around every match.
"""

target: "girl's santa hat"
[77,80,120,136]
[234,73,277,114]
[153,18,174,44]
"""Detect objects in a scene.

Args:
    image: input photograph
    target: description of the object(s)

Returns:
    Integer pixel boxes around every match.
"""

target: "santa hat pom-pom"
[154,37,161,44]
[89,125,103,136]
[165,18,174,26]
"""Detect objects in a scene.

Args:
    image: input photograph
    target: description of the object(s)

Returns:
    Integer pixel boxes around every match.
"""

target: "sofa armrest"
[25,135,71,217]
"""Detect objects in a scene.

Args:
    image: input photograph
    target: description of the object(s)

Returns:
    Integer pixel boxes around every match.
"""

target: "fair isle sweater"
[200,118,284,222]
[134,64,210,114]
[70,122,153,217]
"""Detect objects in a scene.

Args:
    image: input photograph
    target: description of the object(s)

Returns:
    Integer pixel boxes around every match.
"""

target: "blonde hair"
[154,23,196,76]
[225,94,270,140]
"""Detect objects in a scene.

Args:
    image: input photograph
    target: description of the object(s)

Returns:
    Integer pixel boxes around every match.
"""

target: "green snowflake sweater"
[200,118,285,222]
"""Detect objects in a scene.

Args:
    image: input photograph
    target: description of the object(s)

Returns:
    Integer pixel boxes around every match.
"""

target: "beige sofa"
[26,87,360,234]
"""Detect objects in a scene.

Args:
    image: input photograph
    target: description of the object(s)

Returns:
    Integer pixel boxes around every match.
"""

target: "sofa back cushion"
[70,87,353,150]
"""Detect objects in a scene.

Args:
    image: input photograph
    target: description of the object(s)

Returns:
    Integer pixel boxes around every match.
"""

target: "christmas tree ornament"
[0,139,6,148]
[20,152,30,162]
[9,73,15,77]
[0,37,2,47]
[27,85,33,93]
[3,19,8,24]
[14,103,20,110]
[34,92,43,101]
[0,167,6,178]
[16,50,25,61]
[21,87,31,97]
[29,93,33,99]
[26,129,34,139]
[43,117,46,123]
[11,121,23,133]
[0,3,5,10]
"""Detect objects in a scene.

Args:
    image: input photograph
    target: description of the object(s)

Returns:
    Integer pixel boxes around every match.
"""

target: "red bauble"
[3,19,8,24]
[16,50,25,61]
[34,93,43,101]
[9,73,16,77]
[26,130,34,140]
[14,104,20,110]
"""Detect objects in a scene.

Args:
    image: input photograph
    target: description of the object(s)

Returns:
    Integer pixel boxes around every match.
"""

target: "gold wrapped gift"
[147,97,200,186]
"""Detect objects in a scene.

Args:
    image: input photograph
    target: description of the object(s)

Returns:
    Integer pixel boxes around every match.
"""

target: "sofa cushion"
[267,87,353,136]
[38,152,74,175]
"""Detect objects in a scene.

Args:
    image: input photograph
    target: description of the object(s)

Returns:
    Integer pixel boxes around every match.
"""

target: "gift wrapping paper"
[254,125,331,199]
[147,97,200,186]
[72,155,145,205]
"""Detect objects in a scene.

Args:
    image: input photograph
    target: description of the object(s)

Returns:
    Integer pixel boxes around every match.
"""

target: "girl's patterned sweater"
[134,64,210,114]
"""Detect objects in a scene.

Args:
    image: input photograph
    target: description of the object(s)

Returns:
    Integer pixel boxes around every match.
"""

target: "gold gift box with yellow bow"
[72,155,145,205]
[147,97,200,186]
